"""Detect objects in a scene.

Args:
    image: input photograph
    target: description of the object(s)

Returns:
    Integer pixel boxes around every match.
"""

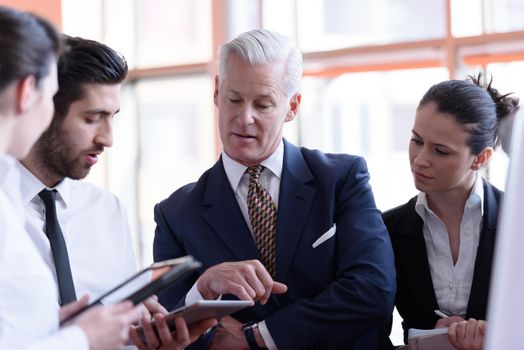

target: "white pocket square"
[312,224,336,248]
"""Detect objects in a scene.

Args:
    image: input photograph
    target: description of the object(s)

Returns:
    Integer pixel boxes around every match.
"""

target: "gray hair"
[218,29,303,97]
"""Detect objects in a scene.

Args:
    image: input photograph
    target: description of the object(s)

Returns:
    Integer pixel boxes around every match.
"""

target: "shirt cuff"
[185,282,203,305]
[185,281,222,304]
[258,321,278,350]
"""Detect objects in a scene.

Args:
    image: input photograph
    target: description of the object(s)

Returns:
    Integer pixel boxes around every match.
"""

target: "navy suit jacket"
[153,140,396,349]
[383,180,502,344]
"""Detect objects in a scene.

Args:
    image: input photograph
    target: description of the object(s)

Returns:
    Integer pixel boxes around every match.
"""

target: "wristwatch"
[242,321,268,350]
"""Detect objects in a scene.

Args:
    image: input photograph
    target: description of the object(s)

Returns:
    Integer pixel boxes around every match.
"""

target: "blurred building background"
[2,0,524,344]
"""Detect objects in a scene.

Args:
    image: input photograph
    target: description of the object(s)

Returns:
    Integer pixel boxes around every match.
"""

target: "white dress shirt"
[186,140,284,350]
[16,162,138,304]
[415,174,484,317]
[0,155,88,350]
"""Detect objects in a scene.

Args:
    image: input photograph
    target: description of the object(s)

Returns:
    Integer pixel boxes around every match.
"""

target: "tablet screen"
[61,256,200,324]
[95,257,195,305]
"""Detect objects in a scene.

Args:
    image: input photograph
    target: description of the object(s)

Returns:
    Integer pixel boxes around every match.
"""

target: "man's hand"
[130,314,217,350]
[197,260,287,303]
[448,318,486,350]
[142,294,168,316]
[73,301,142,350]
[210,316,252,350]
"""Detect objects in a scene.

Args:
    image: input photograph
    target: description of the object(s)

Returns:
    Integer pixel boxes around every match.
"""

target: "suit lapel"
[275,140,315,282]
[395,199,439,311]
[202,158,261,261]
[467,181,499,318]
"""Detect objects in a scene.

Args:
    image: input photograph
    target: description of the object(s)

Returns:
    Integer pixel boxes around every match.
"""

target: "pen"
[434,309,450,318]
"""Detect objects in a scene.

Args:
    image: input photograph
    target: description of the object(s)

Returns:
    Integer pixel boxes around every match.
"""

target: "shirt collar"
[414,192,429,220]
[15,161,71,207]
[222,139,284,192]
[467,173,484,216]
[415,173,485,220]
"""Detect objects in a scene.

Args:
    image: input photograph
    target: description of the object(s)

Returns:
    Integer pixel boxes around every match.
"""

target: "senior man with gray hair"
[153,29,396,350]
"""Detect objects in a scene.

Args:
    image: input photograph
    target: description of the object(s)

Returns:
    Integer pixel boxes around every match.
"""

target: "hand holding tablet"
[61,256,201,325]
[134,300,254,341]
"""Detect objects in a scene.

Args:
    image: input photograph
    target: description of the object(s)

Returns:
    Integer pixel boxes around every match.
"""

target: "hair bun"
[470,73,520,122]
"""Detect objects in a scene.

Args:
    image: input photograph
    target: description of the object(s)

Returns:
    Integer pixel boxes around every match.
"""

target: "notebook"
[407,327,455,350]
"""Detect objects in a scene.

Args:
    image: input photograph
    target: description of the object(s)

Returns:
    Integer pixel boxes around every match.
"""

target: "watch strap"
[242,321,268,350]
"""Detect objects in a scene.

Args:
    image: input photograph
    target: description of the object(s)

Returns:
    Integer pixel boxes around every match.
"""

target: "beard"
[33,122,103,181]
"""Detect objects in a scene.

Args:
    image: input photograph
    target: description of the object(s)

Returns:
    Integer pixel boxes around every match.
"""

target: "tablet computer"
[135,300,254,339]
[165,300,254,325]
[61,255,201,325]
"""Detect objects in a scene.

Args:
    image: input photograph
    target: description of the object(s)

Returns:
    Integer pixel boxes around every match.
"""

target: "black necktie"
[39,189,77,305]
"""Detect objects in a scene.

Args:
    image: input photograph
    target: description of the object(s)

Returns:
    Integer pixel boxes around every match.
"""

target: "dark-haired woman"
[384,75,519,350]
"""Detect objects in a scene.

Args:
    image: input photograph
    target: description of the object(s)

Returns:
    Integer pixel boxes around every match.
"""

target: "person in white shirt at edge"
[18,34,216,349]
[381,74,519,350]
[0,6,143,349]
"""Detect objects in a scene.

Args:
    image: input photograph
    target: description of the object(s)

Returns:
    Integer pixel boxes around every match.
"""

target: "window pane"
[228,0,262,38]
[452,0,524,36]
[271,0,446,51]
[451,0,483,37]
[486,0,524,33]
[135,76,215,264]
[136,0,212,67]
[262,0,297,39]
[104,0,137,68]
[62,0,104,40]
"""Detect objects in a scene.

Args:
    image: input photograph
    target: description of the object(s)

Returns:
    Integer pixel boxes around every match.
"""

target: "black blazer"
[383,180,502,343]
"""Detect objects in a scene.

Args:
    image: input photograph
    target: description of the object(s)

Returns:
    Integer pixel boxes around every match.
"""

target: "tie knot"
[39,189,57,208]
[247,165,264,182]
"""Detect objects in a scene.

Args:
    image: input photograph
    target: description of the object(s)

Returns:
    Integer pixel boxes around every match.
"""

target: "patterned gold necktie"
[247,165,277,278]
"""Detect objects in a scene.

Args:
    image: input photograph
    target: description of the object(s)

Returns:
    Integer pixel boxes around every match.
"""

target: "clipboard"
[61,255,201,325]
